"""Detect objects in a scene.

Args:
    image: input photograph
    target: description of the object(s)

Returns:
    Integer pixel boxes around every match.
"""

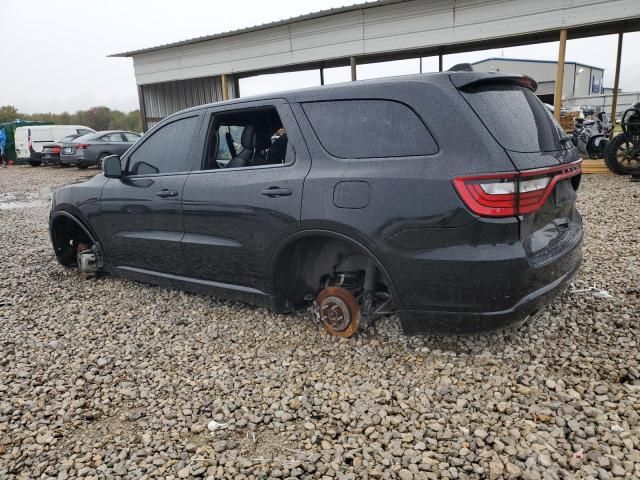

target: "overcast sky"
[3,0,639,114]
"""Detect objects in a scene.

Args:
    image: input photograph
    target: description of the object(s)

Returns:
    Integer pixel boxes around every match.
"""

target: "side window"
[200,106,292,171]
[302,100,438,158]
[105,133,123,142]
[127,116,199,175]
[32,129,54,142]
[124,132,141,142]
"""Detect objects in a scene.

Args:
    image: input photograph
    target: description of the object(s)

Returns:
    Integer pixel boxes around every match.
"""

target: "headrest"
[241,124,270,151]
[241,125,256,149]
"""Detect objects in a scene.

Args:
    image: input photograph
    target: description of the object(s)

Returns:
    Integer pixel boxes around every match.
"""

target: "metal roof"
[472,57,604,71]
[109,0,406,57]
[118,0,640,86]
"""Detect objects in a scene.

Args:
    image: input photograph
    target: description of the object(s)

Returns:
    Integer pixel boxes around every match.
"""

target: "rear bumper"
[60,153,86,165]
[398,257,580,334]
[42,154,60,165]
[387,224,583,334]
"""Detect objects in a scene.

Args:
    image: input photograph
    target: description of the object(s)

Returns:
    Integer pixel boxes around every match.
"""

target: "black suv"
[49,72,582,336]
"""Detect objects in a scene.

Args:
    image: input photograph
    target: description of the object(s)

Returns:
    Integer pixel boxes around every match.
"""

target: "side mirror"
[103,155,122,178]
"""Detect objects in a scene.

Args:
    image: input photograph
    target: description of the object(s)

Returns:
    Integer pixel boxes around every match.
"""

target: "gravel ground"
[0,165,639,480]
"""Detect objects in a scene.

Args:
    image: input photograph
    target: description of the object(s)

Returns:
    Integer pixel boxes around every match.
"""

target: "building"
[111,0,640,130]
[472,58,605,105]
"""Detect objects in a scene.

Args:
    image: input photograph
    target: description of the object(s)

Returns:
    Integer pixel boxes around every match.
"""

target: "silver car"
[59,130,141,169]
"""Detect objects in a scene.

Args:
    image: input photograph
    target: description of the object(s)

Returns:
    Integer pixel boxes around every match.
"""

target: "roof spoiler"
[448,63,474,72]
[450,73,538,92]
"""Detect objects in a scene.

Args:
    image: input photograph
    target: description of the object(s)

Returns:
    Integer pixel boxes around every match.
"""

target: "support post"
[350,56,357,81]
[610,32,623,138]
[221,74,229,101]
[438,52,443,72]
[320,65,325,86]
[233,75,241,99]
[136,85,148,133]
[419,57,423,74]
[554,29,568,121]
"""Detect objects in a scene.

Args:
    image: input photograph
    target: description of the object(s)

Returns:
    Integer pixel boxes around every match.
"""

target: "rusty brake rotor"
[316,286,360,337]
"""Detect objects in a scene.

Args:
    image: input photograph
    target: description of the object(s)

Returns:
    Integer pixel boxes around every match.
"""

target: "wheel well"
[272,234,393,308]
[50,215,94,266]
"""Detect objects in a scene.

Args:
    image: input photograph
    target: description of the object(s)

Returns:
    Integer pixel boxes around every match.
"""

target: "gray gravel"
[1,166,639,479]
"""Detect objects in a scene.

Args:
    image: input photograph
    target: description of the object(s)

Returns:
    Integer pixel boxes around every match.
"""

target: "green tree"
[8,106,142,131]
[0,105,19,123]
[108,110,127,130]
[58,112,71,125]
[126,110,143,132]
[83,106,112,130]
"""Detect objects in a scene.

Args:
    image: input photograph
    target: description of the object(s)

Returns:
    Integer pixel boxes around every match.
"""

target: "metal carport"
[110,0,640,131]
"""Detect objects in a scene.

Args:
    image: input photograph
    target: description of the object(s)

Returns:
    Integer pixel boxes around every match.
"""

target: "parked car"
[41,133,87,166]
[49,72,583,336]
[15,125,94,166]
[59,130,141,169]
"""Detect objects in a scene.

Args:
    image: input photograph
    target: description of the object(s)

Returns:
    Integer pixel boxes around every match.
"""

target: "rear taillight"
[453,160,581,217]
[74,144,90,150]
[52,146,61,153]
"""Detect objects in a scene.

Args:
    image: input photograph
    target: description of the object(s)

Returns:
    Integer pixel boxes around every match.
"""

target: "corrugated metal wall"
[140,76,234,129]
[128,0,640,85]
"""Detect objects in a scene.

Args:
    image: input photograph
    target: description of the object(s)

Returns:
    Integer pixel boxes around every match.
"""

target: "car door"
[181,100,311,294]
[97,112,203,277]
[94,132,126,157]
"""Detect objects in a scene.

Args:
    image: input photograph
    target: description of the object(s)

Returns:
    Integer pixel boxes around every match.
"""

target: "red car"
[41,134,86,166]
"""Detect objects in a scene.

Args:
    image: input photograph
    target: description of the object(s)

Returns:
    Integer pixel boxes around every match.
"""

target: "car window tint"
[73,133,96,142]
[302,100,438,158]
[461,85,565,153]
[128,116,199,175]
[124,133,141,142]
[106,133,124,142]
[77,129,93,135]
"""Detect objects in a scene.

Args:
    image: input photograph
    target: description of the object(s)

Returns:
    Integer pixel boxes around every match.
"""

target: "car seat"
[227,125,266,168]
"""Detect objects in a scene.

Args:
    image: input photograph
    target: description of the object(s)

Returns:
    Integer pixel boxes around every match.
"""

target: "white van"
[15,125,94,166]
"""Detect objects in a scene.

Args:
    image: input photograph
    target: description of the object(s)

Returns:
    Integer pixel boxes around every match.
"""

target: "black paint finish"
[333,181,370,209]
[49,71,583,334]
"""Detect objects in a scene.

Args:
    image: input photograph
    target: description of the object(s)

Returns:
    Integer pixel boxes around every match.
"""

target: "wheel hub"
[76,242,100,278]
[315,286,360,337]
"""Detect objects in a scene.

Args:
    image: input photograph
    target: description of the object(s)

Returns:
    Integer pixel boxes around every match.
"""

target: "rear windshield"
[72,133,99,142]
[461,85,568,153]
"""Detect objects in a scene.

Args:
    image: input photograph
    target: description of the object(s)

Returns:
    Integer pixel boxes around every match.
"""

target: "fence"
[564,91,640,116]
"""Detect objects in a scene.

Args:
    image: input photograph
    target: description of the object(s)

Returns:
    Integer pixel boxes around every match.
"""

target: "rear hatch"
[452,74,582,264]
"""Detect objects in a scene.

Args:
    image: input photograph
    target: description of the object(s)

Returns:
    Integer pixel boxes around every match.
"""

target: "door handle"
[156,189,178,198]
[261,187,292,198]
